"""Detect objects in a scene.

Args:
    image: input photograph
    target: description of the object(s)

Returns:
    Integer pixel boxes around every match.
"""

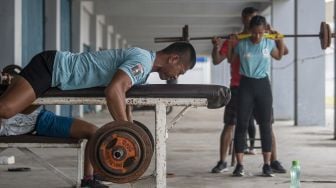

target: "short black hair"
[249,15,267,28]
[160,42,196,69]
[241,7,258,17]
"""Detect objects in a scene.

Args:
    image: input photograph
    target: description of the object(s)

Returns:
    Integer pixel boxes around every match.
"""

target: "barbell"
[154,22,333,50]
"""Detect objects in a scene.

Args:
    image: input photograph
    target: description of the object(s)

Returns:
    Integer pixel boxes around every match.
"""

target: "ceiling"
[94,0,272,55]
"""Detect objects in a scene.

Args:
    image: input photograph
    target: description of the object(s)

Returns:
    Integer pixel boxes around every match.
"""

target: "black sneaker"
[232,164,245,176]
[271,160,287,173]
[80,179,108,188]
[262,164,275,177]
[211,161,228,173]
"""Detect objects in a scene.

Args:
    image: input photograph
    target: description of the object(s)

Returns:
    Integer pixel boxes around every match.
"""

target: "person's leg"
[35,110,108,187]
[220,125,235,162]
[254,78,273,176]
[69,119,98,178]
[234,78,254,176]
[270,129,286,173]
[0,77,36,119]
[212,87,238,173]
[270,130,277,161]
[0,50,56,119]
[247,116,256,154]
[211,124,234,173]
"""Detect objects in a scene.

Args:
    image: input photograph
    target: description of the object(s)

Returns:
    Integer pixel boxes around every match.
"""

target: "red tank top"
[219,40,240,87]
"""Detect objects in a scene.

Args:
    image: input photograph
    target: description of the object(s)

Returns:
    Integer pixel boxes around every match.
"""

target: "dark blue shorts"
[35,110,73,138]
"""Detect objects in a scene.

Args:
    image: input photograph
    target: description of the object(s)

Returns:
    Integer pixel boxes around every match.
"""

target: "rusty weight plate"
[320,22,331,50]
[89,121,153,184]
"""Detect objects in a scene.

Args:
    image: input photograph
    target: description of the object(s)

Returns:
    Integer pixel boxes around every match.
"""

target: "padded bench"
[0,135,85,187]
[0,84,230,188]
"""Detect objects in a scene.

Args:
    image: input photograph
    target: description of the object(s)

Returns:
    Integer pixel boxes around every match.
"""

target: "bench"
[0,135,85,187]
[0,84,231,188]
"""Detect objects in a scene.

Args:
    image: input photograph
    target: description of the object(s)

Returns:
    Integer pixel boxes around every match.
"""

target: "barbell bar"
[154,22,333,50]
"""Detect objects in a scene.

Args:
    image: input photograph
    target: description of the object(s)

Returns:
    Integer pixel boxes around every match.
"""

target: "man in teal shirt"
[0,42,196,123]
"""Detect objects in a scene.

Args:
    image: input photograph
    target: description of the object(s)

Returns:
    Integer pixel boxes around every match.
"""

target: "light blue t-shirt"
[234,38,276,78]
[52,47,155,90]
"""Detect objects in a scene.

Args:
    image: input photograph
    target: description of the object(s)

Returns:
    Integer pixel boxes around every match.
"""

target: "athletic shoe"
[262,164,275,177]
[232,164,245,176]
[211,161,228,173]
[271,160,287,173]
[80,178,108,188]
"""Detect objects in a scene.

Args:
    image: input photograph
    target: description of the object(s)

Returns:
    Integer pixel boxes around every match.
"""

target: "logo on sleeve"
[131,64,144,76]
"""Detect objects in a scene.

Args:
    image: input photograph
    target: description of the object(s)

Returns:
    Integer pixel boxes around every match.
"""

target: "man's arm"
[283,44,289,55]
[231,53,239,66]
[211,37,226,65]
[105,70,133,122]
[271,38,285,60]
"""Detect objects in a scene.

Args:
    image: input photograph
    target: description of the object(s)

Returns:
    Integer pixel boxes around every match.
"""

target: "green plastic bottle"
[290,160,301,188]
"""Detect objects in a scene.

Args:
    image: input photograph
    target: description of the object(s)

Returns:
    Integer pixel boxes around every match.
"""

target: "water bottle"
[290,160,301,188]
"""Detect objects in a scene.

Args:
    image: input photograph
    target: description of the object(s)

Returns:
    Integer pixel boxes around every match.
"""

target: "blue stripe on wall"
[22,0,44,66]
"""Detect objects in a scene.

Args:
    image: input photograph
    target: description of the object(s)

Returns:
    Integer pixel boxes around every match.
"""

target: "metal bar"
[0,143,82,148]
[334,0,336,140]
[294,0,298,126]
[155,34,321,43]
[18,147,77,186]
[283,34,320,37]
[155,103,167,188]
[167,105,192,130]
[33,97,207,106]
[77,141,85,187]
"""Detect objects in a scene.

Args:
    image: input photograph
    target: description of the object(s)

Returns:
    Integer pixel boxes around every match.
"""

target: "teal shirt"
[52,47,155,90]
[234,38,276,78]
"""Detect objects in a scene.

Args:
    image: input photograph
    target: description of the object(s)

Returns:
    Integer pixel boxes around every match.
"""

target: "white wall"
[272,0,325,126]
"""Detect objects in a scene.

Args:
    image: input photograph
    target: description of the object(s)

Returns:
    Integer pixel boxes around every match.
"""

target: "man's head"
[156,42,196,80]
[241,7,258,28]
[249,15,267,43]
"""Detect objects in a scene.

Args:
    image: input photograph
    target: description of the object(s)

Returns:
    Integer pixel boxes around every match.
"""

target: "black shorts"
[223,87,274,126]
[19,51,56,98]
[223,87,238,125]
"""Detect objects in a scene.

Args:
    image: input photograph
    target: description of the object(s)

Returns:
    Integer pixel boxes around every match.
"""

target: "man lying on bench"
[0,42,196,187]
[0,106,107,188]
[0,42,196,122]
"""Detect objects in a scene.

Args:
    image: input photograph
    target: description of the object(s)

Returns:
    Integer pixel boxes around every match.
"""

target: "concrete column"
[107,25,114,49]
[0,0,22,69]
[44,0,60,50]
[44,0,61,115]
[115,33,121,49]
[272,0,325,126]
[272,0,295,120]
[89,15,105,51]
[14,0,22,67]
[296,0,325,126]
[122,39,127,48]
[96,15,105,50]
[71,0,94,117]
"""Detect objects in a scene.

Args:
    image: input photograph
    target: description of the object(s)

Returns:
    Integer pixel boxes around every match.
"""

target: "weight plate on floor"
[89,121,153,184]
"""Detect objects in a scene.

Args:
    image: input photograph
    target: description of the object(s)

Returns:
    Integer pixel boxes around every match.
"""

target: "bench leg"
[77,141,85,187]
[18,147,77,187]
[155,103,167,188]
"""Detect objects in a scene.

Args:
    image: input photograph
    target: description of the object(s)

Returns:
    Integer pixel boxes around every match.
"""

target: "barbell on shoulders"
[154,22,332,50]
